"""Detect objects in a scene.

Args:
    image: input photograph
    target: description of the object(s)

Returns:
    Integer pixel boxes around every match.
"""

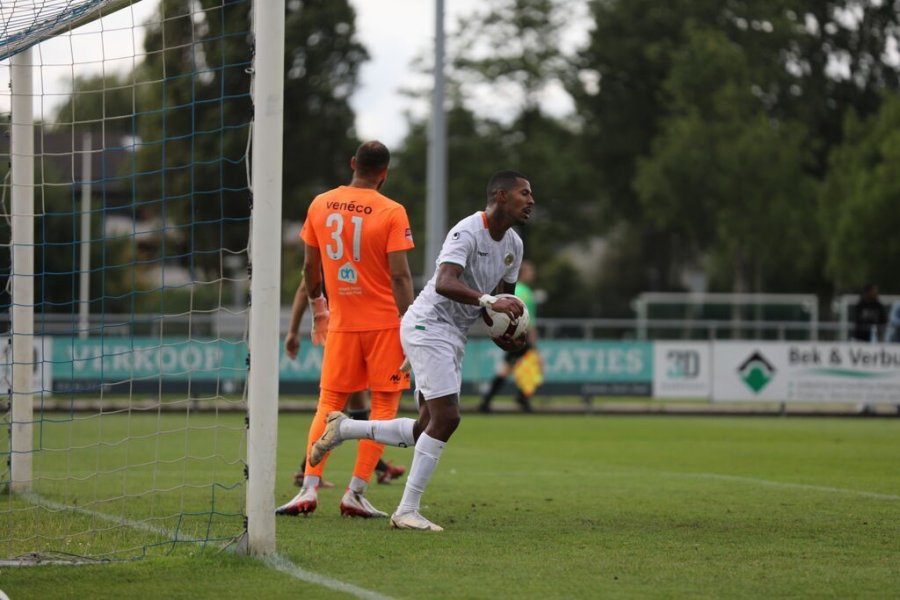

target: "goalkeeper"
[276,141,415,519]
[283,278,406,488]
[477,259,541,413]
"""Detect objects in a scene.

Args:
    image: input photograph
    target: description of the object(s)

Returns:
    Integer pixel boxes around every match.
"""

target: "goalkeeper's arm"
[303,243,329,346]
[285,278,309,359]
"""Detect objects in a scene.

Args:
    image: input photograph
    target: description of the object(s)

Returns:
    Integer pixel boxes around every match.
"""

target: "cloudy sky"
[349,0,483,146]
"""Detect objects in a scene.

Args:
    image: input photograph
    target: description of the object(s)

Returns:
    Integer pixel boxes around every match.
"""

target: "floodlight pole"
[10,48,35,494]
[425,0,447,277]
[246,0,284,556]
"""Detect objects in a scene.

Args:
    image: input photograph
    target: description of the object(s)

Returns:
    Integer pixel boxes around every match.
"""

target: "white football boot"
[275,485,318,516]
[309,411,347,467]
[340,490,388,518]
[389,511,444,532]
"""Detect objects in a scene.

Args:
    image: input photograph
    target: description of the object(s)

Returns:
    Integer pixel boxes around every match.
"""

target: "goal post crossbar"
[1,0,138,61]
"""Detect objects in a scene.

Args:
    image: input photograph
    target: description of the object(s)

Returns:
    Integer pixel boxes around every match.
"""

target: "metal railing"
[1,311,860,342]
[537,318,847,341]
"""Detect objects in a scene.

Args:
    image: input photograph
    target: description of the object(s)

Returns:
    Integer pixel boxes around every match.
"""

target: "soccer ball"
[481,294,529,340]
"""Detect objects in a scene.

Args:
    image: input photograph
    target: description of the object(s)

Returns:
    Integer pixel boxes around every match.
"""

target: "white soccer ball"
[481,293,529,340]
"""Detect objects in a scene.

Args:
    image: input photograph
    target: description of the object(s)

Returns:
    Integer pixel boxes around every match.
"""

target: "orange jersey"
[300,186,414,331]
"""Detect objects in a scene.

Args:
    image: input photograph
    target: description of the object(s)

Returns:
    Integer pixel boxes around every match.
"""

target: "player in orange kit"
[276,141,414,518]
[283,278,406,489]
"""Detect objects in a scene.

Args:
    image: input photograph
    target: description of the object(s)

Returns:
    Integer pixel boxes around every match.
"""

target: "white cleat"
[309,411,347,467]
[340,490,388,518]
[275,486,318,516]
[390,510,444,532]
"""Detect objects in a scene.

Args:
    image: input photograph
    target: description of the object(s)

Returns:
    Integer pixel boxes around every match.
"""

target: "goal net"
[0,0,278,562]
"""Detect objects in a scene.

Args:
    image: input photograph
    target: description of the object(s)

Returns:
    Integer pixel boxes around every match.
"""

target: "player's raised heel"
[275,486,318,516]
[389,510,443,531]
[309,411,347,467]
[340,490,388,518]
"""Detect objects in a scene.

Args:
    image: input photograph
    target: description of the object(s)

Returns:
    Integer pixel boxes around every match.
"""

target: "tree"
[282,0,368,217]
[634,25,820,293]
[452,0,577,115]
[383,104,507,279]
[387,0,598,315]
[572,0,900,299]
[569,0,730,296]
[132,0,367,277]
[449,0,600,243]
[819,93,900,291]
[134,0,255,277]
[774,1,900,176]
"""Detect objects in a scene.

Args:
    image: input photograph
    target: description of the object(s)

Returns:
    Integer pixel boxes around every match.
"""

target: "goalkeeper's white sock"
[349,476,368,494]
[340,417,416,448]
[396,433,445,515]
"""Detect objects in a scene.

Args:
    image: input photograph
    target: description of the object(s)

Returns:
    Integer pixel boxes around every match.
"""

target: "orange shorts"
[320,328,410,393]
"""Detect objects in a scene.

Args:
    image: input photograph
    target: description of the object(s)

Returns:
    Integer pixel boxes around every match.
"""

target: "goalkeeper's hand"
[310,297,330,346]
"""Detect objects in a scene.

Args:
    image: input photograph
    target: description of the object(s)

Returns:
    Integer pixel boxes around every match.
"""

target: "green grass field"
[3,409,899,599]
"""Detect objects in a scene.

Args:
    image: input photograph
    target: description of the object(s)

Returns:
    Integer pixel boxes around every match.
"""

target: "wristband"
[478,294,498,308]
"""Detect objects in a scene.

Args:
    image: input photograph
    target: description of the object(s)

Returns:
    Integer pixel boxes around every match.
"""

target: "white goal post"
[245,0,284,556]
[9,48,35,497]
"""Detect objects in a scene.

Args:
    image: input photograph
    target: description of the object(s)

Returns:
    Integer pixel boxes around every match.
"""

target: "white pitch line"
[24,493,181,538]
[21,493,395,599]
[671,472,900,501]
[260,553,396,600]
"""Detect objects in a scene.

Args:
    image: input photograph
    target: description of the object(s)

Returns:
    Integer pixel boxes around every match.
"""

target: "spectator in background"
[885,302,900,343]
[852,283,887,342]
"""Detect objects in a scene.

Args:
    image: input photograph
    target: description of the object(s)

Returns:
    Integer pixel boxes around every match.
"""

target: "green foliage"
[133,0,254,278]
[386,0,599,314]
[534,254,600,317]
[52,73,139,141]
[383,106,505,277]
[634,25,820,292]
[820,93,900,290]
[31,0,900,317]
[21,162,141,314]
[571,0,900,301]
[573,0,722,223]
[452,0,577,113]
[35,0,367,314]
[282,0,368,218]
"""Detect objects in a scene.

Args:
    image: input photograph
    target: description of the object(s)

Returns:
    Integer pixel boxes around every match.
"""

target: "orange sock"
[304,388,348,477]
[351,390,401,482]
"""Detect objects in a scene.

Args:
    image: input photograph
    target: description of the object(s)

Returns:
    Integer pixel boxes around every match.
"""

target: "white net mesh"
[1,0,253,561]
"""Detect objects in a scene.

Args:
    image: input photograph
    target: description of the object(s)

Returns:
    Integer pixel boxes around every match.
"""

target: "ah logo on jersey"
[338,262,358,284]
[451,231,460,240]
[504,253,514,266]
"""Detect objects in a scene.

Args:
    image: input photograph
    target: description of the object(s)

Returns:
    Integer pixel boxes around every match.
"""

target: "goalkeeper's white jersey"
[405,211,523,335]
